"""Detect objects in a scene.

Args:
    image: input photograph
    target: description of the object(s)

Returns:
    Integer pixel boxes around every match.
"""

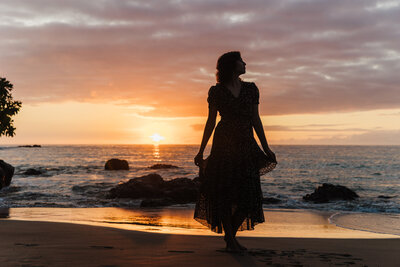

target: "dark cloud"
[1,0,400,116]
[286,129,400,145]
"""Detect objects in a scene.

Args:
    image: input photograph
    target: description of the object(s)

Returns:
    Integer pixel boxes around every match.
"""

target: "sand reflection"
[4,207,398,238]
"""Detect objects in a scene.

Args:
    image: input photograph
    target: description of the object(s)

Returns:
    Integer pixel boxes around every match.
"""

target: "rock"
[262,197,281,204]
[164,178,198,203]
[108,173,164,198]
[23,168,42,176]
[149,164,179,169]
[105,158,129,170]
[18,145,41,148]
[108,174,200,206]
[378,195,396,199]
[0,208,9,218]
[192,177,202,186]
[140,198,174,207]
[0,160,15,189]
[0,168,4,188]
[303,183,359,203]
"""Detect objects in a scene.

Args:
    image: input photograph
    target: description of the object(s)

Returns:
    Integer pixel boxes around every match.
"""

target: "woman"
[193,51,277,253]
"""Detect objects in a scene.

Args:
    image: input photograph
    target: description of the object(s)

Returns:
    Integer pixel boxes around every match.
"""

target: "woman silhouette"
[193,51,277,253]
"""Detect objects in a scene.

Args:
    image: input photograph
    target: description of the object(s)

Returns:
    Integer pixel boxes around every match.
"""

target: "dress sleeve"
[252,82,260,104]
[207,86,218,108]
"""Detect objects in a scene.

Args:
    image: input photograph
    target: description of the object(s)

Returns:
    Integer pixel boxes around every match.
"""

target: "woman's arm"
[252,104,269,151]
[252,104,276,161]
[194,105,218,165]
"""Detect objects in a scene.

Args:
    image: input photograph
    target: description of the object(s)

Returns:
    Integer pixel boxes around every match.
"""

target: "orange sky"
[1,0,399,145]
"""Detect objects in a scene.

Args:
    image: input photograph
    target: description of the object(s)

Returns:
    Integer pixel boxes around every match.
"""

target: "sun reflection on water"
[153,144,161,161]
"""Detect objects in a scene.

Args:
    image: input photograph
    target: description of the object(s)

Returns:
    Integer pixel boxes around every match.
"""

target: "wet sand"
[1,208,400,266]
[4,207,400,238]
[0,219,399,266]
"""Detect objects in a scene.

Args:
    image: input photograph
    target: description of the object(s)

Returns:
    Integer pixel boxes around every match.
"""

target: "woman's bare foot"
[234,238,247,251]
[224,236,242,253]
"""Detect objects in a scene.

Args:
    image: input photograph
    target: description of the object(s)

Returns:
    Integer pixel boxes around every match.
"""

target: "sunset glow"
[0,0,399,145]
[150,133,165,143]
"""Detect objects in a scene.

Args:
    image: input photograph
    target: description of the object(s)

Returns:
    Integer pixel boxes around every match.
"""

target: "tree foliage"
[0,77,22,137]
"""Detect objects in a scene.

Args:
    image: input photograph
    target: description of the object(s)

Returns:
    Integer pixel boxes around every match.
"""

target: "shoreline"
[0,219,399,266]
[2,207,399,239]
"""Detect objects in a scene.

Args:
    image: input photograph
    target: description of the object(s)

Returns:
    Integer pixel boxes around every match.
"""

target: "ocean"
[1,144,399,235]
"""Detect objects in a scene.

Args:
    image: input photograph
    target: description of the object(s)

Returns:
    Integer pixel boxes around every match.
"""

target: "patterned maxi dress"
[194,81,277,234]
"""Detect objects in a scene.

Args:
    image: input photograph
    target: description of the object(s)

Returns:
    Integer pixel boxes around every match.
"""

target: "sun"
[150,133,165,143]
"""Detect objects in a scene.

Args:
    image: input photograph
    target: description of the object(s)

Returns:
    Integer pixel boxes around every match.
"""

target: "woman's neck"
[223,76,241,86]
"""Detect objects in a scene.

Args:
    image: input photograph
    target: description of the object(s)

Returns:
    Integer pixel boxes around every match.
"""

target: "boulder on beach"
[303,183,359,203]
[148,164,179,169]
[0,160,15,189]
[105,159,129,170]
[108,173,200,206]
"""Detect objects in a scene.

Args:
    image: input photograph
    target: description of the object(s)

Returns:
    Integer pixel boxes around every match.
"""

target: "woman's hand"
[194,152,204,167]
[264,147,277,163]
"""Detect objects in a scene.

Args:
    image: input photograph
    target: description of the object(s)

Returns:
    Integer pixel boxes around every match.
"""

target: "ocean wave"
[72,182,115,197]
[329,212,400,236]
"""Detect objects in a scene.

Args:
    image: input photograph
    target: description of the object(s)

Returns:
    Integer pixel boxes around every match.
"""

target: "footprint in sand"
[168,250,194,253]
[89,245,114,249]
[14,243,39,247]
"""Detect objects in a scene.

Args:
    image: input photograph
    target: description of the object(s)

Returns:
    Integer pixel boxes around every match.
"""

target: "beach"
[1,145,399,265]
[1,208,399,266]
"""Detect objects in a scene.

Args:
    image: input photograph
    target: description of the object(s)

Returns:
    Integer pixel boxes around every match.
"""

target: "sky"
[1,0,399,145]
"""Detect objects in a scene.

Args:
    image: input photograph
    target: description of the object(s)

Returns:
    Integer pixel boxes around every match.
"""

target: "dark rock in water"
[23,168,42,176]
[378,195,396,199]
[164,178,198,203]
[108,173,200,206]
[192,177,202,187]
[303,183,359,203]
[108,173,164,198]
[105,158,129,170]
[262,197,281,204]
[140,198,174,207]
[18,145,41,148]
[149,164,179,169]
[0,160,15,189]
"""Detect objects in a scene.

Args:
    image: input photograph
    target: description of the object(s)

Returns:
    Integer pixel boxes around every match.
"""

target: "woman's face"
[235,58,246,75]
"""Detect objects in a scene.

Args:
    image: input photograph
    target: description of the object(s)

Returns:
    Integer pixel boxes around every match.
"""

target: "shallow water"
[1,144,399,235]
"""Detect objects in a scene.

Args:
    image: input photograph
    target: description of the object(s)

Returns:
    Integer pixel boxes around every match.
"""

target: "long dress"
[193,80,277,234]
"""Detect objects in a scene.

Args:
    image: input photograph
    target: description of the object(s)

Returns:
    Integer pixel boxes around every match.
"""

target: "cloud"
[264,124,374,132]
[191,123,204,131]
[1,0,400,117]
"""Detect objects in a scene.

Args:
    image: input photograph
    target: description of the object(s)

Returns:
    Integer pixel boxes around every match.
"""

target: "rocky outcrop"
[303,183,359,203]
[23,168,42,176]
[108,173,199,206]
[109,173,164,198]
[18,145,41,148]
[104,159,129,170]
[148,164,179,169]
[0,160,15,189]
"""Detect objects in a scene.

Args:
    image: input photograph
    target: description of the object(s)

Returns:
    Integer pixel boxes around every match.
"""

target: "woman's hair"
[216,51,242,83]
